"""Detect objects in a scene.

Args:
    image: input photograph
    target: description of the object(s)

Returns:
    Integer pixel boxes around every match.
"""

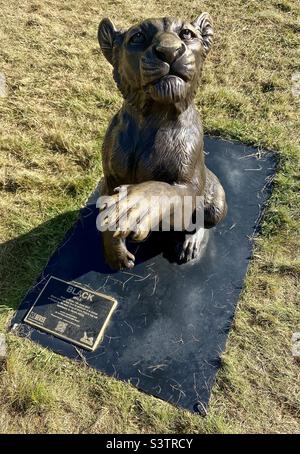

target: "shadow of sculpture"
[0,210,79,311]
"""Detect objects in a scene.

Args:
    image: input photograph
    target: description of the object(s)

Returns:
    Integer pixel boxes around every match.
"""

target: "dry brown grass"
[0,0,299,433]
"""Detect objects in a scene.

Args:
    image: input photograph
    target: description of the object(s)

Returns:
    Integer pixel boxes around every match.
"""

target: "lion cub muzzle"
[153,32,185,64]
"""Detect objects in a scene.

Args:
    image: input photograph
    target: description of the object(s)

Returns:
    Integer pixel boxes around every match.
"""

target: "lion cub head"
[98,15,213,111]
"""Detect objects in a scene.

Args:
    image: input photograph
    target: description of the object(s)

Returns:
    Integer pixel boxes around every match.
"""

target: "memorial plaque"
[24,276,117,351]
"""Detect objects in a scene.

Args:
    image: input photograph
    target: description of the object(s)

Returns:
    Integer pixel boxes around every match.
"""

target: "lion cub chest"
[135,123,201,183]
[108,110,202,185]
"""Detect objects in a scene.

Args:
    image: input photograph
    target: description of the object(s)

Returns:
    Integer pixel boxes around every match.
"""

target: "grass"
[0,0,299,434]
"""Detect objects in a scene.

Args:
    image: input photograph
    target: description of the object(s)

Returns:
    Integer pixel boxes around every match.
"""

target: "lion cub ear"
[192,12,213,54]
[98,18,117,65]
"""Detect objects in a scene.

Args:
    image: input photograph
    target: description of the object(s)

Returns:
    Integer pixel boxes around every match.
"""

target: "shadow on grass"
[0,210,79,311]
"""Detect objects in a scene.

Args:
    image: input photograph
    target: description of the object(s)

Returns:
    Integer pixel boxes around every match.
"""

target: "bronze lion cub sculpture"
[97,14,227,270]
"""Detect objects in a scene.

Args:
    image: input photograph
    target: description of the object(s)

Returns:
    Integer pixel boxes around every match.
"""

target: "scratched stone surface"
[11,137,276,413]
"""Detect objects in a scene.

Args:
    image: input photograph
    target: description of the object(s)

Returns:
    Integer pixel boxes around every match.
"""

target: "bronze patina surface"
[98,14,227,270]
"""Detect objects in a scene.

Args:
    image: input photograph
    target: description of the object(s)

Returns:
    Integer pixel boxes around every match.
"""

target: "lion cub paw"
[176,230,205,263]
[106,245,135,271]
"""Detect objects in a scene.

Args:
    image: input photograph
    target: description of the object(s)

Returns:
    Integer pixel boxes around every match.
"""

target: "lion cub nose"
[154,33,184,64]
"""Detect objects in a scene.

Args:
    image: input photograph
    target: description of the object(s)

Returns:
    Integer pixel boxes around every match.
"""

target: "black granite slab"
[11,137,276,414]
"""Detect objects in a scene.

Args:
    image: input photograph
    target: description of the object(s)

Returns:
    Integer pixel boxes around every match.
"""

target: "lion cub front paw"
[108,250,135,271]
[99,184,156,242]
[104,238,135,271]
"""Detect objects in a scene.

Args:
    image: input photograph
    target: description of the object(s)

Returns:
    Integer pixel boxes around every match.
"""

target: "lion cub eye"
[179,29,194,41]
[130,32,146,44]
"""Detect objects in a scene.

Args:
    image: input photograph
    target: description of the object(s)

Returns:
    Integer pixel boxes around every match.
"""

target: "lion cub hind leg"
[204,168,227,228]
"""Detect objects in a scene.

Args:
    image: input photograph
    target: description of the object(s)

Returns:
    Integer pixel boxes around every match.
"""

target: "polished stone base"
[11,137,275,414]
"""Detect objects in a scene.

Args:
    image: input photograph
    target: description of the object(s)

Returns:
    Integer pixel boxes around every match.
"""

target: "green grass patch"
[0,0,299,434]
